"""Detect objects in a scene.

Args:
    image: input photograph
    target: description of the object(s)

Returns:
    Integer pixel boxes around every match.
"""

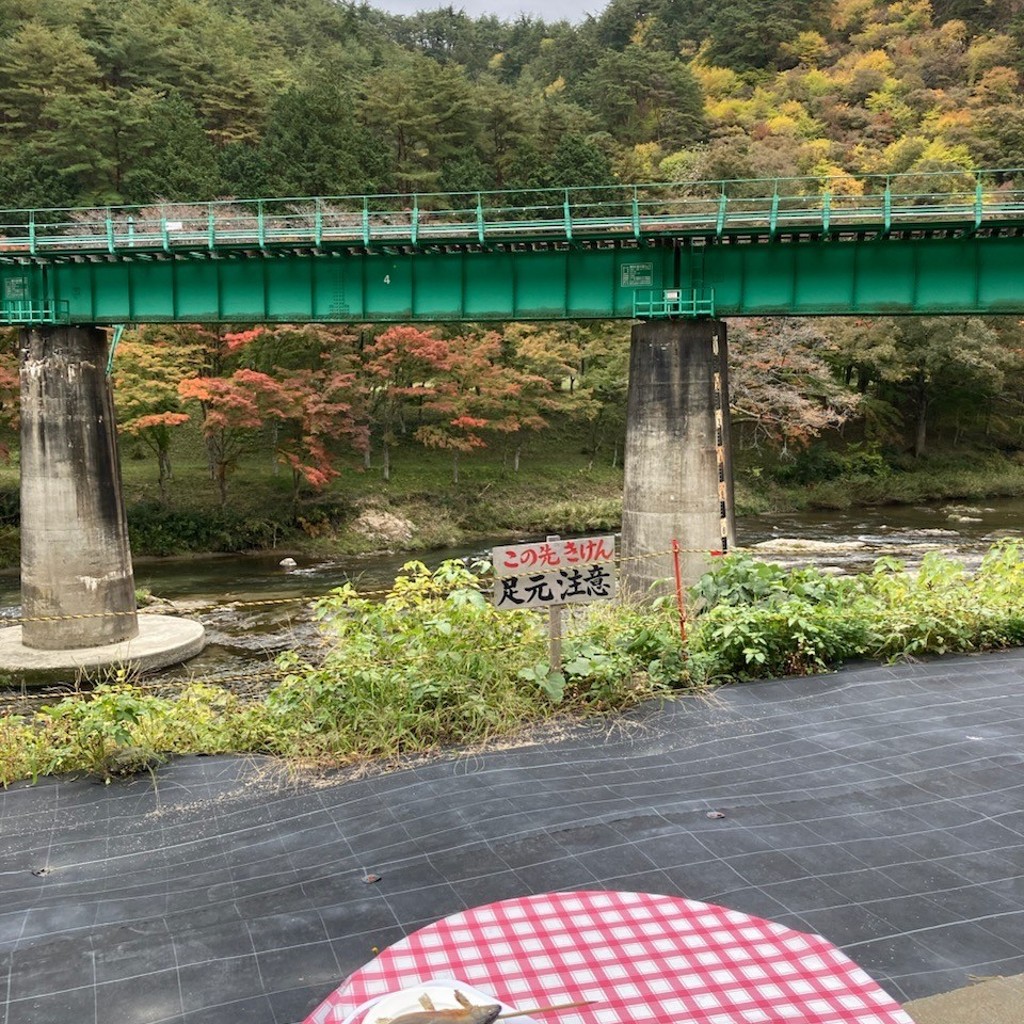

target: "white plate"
[356,980,529,1024]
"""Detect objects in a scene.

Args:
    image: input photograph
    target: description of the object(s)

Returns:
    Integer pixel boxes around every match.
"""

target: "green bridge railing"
[0,300,70,324]
[1,169,1023,259]
[633,289,716,319]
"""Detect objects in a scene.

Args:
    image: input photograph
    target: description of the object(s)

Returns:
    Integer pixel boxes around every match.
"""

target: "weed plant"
[262,559,681,757]
[0,560,680,785]
[688,540,1024,682]
[6,545,1024,786]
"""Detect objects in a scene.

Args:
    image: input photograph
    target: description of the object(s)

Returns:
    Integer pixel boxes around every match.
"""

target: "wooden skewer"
[497,1000,597,1019]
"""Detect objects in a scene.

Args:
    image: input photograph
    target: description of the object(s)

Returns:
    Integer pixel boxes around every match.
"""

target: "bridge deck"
[2,170,1024,322]
[2,171,1023,259]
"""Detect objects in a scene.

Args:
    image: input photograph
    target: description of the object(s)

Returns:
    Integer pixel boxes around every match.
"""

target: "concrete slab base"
[902,973,1024,1024]
[0,614,206,679]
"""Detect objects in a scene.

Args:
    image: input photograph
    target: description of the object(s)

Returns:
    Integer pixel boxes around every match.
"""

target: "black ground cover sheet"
[2,651,1023,1024]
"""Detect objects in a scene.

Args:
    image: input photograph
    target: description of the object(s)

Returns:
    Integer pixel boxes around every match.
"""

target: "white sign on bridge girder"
[491,536,616,610]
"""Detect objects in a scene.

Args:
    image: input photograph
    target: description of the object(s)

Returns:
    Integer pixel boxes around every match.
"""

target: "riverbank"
[739,451,1024,514]
[6,538,1024,780]
[2,442,1024,566]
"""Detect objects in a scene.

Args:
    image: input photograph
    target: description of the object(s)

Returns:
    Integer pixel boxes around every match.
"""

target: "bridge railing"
[2,169,1024,256]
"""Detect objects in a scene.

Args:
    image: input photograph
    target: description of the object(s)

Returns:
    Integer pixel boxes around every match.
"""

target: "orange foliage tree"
[412,330,558,482]
[111,326,204,496]
[178,325,366,503]
[178,368,298,504]
[359,325,453,481]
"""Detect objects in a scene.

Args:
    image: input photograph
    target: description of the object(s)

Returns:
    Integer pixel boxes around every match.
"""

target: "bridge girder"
[2,231,1024,325]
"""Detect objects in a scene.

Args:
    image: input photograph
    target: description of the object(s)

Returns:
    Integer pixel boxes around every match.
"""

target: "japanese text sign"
[492,535,616,610]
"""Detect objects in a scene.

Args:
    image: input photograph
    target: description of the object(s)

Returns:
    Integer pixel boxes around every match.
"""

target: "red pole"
[671,539,686,644]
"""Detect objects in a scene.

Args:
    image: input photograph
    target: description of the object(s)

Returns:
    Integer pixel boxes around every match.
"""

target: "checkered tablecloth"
[304,890,914,1024]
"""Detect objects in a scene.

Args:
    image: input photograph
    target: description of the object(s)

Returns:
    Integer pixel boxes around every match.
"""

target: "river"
[2,496,1022,694]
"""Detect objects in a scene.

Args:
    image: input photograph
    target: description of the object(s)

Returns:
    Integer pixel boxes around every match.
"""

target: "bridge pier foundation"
[0,325,205,677]
[621,319,736,597]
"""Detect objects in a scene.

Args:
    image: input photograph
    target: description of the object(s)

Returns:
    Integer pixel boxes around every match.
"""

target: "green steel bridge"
[2,169,1024,326]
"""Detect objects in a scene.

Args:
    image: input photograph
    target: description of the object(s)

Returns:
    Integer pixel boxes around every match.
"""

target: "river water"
[2,497,1023,693]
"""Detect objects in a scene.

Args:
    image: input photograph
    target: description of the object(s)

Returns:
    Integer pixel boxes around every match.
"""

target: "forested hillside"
[3,0,1024,549]
[2,0,1022,207]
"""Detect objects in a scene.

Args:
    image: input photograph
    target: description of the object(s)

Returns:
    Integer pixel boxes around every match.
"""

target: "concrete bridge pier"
[0,325,205,676]
[19,325,138,648]
[621,319,736,598]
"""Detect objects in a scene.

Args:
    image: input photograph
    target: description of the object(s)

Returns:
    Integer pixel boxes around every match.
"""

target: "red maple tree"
[360,325,452,481]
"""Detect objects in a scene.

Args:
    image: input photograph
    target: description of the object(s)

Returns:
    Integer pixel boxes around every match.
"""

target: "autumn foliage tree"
[178,368,297,505]
[178,325,366,503]
[471,331,560,472]
[502,322,627,468]
[412,331,497,483]
[221,324,368,491]
[728,319,861,450]
[397,329,557,482]
[273,366,367,498]
[359,325,453,481]
[112,326,202,496]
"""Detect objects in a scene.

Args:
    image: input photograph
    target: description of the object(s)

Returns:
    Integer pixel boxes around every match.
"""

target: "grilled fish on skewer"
[378,990,502,1024]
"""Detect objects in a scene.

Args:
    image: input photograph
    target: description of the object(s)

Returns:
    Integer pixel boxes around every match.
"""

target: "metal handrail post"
[716,191,728,239]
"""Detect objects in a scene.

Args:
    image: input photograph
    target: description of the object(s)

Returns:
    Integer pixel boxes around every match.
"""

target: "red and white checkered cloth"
[304,890,914,1024]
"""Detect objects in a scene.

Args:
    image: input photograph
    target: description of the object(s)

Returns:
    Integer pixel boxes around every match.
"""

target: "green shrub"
[688,597,872,681]
[687,541,1024,683]
[861,543,1024,657]
[9,544,1024,787]
[0,715,49,783]
[768,442,892,486]
[0,680,254,785]
[837,442,892,479]
[263,559,677,759]
[127,501,290,555]
[0,561,684,785]
[769,443,845,485]
[691,552,853,613]
[30,683,168,781]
